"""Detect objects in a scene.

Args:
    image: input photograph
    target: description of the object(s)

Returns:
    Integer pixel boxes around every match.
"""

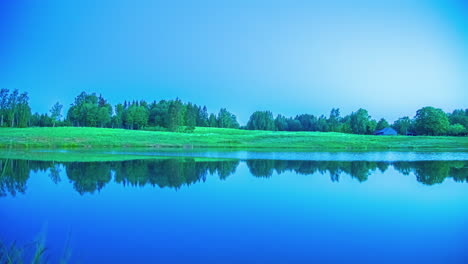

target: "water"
[1,152,467,263]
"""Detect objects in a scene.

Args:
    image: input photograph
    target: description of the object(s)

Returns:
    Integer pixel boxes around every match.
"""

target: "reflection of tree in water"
[0,160,59,197]
[113,159,240,189]
[246,159,468,185]
[66,162,112,194]
[0,158,240,196]
[393,161,468,185]
[0,159,29,196]
[0,158,466,196]
[246,160,385,182]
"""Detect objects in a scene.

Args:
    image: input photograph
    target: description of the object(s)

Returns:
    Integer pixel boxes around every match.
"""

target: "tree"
[340,115,353,133]
[447,124,466,136]
[208,114,217,127]
[448,109,468,130]
[414,107,449,136]
[295,114,316,131]
[149,100,170,127]
[328,108,341,132]
[247,111,275,130]
[367,119,377,134]
[376,118,389,131]
[49,102,63,127]
[275,115,288,131]
[167,100,185,132]
[0,89,32,128]
[0,89,9,127]
[97,105,112,128]
[286,118,302,131]
[7,89,19,127]
[184,103,197,130]
[349,109,373,134]
[392,116,413,135]
[217,108,239,129]
[123,103,149,130]
[316,115,329,132]
[67,92,111,127]
[31,113,52,127]
[112,103,125,128]
[196,106,209,127]
[16,92,31,128]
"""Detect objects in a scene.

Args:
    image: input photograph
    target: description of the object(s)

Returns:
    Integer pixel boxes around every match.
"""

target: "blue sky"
[1,0,467,123]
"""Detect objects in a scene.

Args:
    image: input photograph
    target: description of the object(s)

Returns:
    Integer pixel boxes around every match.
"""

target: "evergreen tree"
[208,113,217,127]
[196,106,209,127]
[167,100,185,131]
[275,114,289,131]
[184,103,197,129]
[217,108,239,129]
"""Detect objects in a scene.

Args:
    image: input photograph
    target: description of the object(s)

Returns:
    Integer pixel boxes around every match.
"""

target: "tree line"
[0,89,467,136]
[247,107,467,136]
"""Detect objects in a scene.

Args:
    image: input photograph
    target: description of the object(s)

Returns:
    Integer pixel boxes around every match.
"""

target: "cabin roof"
[374,127,397,135]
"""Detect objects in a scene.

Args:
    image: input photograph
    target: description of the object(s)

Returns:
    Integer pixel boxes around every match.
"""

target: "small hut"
[374,127,398,136]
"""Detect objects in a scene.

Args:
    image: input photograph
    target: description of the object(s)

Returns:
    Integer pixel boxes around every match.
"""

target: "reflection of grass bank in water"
[0,150,237,163]
[1,127,467,151]
[0,232,71,264]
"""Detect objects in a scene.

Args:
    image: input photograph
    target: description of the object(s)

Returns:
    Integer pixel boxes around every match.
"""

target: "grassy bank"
[0,127,467,151]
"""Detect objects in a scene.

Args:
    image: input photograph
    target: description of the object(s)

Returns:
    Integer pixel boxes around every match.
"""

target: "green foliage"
[247,111,276,130]
[67,92,112,127]
[196,106,209,127]
[448,109,468,130]
[123,103,149,130]
[167,99,185,132]
[295,114,315,131]
[327,108,341,132]
[49,102,63,127]
[184,103,197,130]
[316,115,329,132]
[447,124,466,136]
[349,109,375,134]
[217,108,239,129]
[414,106,450,136]
[31,113,53,127]
[376,118,389,131]
[208,113,217,127]
[148,100,169,127]
[392,116,413,135]
[0,89,465,137]
[0,89,31,128]
[274,115,289,131]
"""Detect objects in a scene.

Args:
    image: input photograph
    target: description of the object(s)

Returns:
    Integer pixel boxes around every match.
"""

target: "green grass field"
[0,126,467,151]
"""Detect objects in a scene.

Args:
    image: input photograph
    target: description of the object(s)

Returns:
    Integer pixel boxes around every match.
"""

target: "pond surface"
[1,151,467,263]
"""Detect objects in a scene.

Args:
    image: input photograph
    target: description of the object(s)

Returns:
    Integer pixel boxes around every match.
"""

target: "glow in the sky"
[1,0,466,122]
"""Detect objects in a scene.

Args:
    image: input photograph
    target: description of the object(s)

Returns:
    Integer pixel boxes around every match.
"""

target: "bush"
[447,124,466,136]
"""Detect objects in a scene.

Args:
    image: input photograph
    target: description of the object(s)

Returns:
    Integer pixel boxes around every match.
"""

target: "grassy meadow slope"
[0,127,467,151]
